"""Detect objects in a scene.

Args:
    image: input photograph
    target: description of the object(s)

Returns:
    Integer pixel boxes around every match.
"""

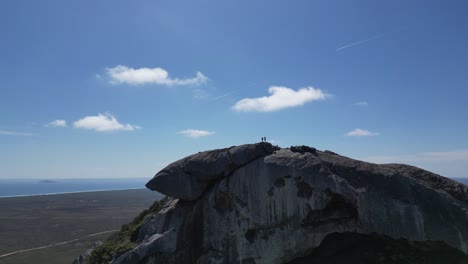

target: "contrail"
[0,229,118,258]
[211,91,235,101]
[336,34,382,51]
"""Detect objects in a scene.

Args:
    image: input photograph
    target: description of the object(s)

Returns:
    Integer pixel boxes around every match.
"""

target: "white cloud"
[353,101,368,107]
[268,139,281,145]
[106,65,208,86]
[47,120,67,127]
[0,130,33,136]
[178,129,215,138]
[346,128,379,137]
[192,88,210,100]
[232,86,328,112]
[73,113,140,132]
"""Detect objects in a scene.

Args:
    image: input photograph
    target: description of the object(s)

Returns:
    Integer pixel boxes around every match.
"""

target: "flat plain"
[0,188,162,264]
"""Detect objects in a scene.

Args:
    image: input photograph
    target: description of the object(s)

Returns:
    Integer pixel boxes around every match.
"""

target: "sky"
[1,0,467,179]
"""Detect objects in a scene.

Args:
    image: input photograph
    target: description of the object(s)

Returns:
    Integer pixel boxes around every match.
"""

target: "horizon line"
[0,187,150,199]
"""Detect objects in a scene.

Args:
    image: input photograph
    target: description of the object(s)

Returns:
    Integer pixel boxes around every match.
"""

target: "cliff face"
[111,143,468,264]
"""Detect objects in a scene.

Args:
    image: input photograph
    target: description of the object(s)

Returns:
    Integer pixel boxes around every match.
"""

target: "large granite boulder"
[115,143,468,264]
[145,143,279,200]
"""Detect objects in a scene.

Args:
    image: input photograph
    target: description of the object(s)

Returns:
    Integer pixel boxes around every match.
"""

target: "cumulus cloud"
[0,130,33,136]
[353,101,368,107]
[73,113,140,132]
[178,129,215,138]
[232,86,328,112]
[47,120,67,127]
[346,128,379,137]
[106,65,208,86]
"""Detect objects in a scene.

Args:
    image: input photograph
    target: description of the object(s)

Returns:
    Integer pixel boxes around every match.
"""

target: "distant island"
[38,180,57,183]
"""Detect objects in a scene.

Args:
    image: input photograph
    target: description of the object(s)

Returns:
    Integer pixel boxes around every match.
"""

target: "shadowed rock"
[288,232,468,264]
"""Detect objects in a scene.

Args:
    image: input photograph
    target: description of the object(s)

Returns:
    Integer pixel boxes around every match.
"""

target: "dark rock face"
[290,145,316,154]
[114,143,468,264]
[288,232,468,264]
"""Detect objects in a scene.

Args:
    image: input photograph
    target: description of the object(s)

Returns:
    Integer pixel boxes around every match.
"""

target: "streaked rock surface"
[116,143,468,264]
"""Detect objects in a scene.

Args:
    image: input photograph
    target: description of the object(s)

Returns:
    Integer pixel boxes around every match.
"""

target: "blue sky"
[1,0,467,179]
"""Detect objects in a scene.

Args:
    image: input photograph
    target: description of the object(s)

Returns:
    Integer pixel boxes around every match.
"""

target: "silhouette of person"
[261,137,263,142]
[265,137,267,142]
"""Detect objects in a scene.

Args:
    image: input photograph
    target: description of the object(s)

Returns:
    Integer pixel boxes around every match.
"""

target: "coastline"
[0,187,147,199]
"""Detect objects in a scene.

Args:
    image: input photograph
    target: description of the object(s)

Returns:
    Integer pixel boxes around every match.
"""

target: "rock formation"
[98,143,468,264]
[73,241,103,264]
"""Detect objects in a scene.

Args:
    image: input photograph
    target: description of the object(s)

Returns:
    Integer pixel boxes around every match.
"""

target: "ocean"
[0,178,150,198]
[451,178,468,185]
[0,177,466,198]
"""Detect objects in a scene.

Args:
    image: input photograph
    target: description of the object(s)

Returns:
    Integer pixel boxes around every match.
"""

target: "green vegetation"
[86,197,167,264]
